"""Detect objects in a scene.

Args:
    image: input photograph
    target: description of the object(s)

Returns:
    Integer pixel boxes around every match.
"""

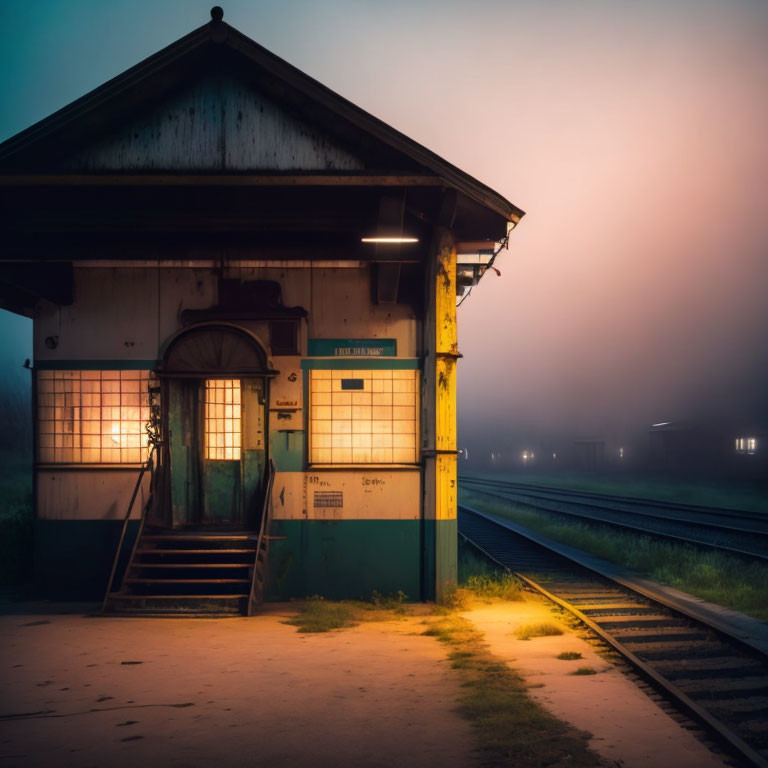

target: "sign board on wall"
[270,359,302,411]
[307,339,397,357]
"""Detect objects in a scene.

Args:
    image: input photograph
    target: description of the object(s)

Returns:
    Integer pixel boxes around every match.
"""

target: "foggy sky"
[1,0,766,445]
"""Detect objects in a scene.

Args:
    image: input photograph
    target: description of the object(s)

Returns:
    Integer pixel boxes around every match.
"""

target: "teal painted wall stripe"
[301,358,421,370]
[34,520,140,599]
[35,360,158,370]
[268,519,422,601]
[271,430,304,471]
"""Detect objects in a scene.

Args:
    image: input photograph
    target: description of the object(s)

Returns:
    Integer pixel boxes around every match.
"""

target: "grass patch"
[286,599,360,632]
[461,491,768,621]
[571,667,597,676]
[450,537,524,608]
[515,622,564,640]
[464,573,523,601]
[286,592,408,633]
[422,612,602,767]
[556,651,583,660]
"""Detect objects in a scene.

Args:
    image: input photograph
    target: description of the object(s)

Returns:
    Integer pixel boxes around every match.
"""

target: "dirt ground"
[0,599,730,768]
[0,605,476,768]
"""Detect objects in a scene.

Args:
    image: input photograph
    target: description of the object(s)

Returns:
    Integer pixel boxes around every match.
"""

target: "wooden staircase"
[103,459,275,618]
[104,530,258,616]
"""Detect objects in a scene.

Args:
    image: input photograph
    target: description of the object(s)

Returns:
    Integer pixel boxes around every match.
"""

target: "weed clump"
[556,651,583,660]
[370,589,407,610]
[440,584,471,611]
[464,573,523,600]
[286,591,410,633]
[286,597,359,632]
[571,667,598,676]
[515,623,564,641]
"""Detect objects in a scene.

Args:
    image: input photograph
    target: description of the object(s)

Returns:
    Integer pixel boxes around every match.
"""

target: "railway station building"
[0,9,523,613]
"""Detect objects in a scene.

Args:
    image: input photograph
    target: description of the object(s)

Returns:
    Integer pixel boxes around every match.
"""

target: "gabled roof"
[0,9,524,225]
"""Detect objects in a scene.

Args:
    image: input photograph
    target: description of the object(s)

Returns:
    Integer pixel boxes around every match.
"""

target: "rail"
[458,504,768,768]
[460,476,768,562]
[101,445,156,612]
[248,459,276,616]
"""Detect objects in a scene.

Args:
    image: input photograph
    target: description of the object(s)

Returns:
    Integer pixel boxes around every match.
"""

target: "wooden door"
[167,377,266,528]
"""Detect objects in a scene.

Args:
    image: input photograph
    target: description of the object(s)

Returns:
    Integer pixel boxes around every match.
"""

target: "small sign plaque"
[314,491,343,508]
[308,339,397,357]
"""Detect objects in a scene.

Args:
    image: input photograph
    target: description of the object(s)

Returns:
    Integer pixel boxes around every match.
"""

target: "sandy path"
[0,607,477,768]
[464,596,728,768]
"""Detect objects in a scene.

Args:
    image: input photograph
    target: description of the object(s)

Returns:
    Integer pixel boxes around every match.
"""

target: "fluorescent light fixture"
[651,422,671,427]
[361,237,419,244]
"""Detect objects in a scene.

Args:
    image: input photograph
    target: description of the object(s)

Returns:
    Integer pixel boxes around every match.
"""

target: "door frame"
[155,323,277,530]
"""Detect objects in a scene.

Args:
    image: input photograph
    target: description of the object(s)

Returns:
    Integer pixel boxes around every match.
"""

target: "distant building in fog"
[572,439,605,471]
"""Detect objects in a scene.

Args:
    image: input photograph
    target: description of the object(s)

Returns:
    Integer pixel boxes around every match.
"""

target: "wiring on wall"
[456,227,513,308]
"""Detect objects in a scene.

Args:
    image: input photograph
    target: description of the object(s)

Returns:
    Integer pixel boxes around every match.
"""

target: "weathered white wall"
[35,263,419,363]
[307,268,418,355]
[60,75,365,172]
[35,267,160,361]
[272,470,421,521]
[37,470,149,521]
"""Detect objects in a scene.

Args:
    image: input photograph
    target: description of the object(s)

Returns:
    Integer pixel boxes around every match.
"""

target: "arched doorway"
[157,324,275,529]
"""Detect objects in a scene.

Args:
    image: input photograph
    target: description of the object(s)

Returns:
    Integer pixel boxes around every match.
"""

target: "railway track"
[459,475,768,561]
[458,504,768,768]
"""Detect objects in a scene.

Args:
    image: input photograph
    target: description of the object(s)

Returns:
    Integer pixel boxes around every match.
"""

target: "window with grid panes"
[204,379,242,460]
[37,370,150,464]
[309,369,419,464]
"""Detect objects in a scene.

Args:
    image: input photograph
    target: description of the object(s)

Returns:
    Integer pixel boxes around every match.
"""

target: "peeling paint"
[61,75,364,172]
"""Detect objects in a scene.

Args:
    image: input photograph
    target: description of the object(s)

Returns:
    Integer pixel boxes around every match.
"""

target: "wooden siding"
[61,75,365,172]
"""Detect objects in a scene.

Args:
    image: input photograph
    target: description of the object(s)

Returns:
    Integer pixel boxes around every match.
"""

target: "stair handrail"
[101,444,156,612]
[248,459,276,616]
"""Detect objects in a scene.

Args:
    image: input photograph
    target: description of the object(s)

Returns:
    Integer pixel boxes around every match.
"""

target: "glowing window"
[37,370,150,464]
[204,379,242,460]
[736,436,757,455]
[309,369,419,464]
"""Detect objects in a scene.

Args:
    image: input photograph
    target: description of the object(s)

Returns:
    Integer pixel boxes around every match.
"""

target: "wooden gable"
[59,72,365,173]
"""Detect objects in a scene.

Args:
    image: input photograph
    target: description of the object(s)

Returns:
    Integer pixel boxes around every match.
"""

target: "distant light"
[651,422,671,427]
[736,436,757,455]
[552,452,557,460]
[619,447,624,459]
[361,237,419,244]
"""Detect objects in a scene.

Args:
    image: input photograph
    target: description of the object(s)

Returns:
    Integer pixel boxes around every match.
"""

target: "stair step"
[108,593,248,601]
[142,534,254,542]
[136,548,256,555]
[124,578,250,584]
[132,563,250,569]
[104,593,247,617]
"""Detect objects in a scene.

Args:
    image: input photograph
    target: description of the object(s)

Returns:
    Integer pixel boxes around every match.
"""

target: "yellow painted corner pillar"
[422,226,458,601]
